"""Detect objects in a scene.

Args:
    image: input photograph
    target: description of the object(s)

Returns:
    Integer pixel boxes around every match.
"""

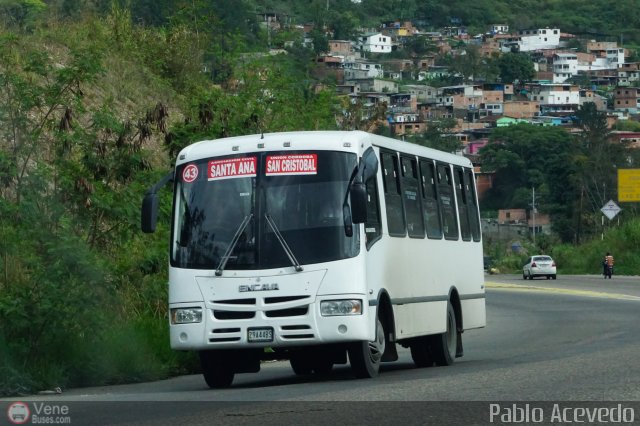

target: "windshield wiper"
[215,214,253,276]
[264,213,303,272]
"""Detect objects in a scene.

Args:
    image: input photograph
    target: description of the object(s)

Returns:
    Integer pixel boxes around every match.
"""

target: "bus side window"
[401,156,425,238]
[419,159,443,239]
[465,168,482,242]
[455,166,471,241]
[381,151,406,237]
[365,175,382,249]
[437,163,459,240]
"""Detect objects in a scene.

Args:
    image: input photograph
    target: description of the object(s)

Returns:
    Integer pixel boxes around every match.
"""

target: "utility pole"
[531,186,536,246]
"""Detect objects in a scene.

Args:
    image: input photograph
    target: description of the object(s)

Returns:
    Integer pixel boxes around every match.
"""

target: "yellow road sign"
[618,169,640,202]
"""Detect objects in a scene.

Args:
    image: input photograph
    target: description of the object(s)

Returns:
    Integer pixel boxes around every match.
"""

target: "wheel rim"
[368,320,385,365]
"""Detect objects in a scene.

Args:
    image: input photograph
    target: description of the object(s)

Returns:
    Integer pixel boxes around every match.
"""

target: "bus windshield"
[171,151,359,270]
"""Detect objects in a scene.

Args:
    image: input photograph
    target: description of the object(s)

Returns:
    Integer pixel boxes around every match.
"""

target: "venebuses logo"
[7,402,30,424]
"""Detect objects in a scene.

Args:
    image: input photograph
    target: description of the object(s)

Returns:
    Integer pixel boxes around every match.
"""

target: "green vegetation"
[489,217,640,276]
[2,0,640,397]
[0,2,344,397]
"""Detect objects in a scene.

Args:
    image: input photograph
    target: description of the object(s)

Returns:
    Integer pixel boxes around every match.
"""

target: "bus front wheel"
[199,350,234,388]
[348,317,385,378]
[432,303,457,366]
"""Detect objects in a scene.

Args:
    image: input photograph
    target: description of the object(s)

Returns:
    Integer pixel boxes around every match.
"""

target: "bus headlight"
[171,307,203,324]
[320,300,362,316]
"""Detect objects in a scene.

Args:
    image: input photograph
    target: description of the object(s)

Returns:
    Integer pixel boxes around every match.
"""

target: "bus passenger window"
[437,164,459,240]
[401,156,424,238]
[455,167,471,241]
[465,169,481,241]
[381,151,406,237]
[419,159,443,239]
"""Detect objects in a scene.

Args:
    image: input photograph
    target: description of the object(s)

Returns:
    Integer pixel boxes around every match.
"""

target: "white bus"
[141,130,485,388]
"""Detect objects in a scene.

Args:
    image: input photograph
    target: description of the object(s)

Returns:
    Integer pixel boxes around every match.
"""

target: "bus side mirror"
[350,182,367,224]
[141,192,159,233]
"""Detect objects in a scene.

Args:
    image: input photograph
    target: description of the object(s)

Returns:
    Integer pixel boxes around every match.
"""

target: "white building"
[552,53,578,83]
[528,83,580,111]
[490,24,509,34]
[552,49,625,83]
[358,33,392,54]
[606,47,625,67]
[501,28,561,53]
[342,61,384,79]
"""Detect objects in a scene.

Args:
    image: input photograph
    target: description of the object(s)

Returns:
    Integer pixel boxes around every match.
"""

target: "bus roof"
[177,131,472,168]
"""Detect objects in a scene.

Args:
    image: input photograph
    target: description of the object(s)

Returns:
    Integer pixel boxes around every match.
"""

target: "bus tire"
[410,337,434,368]
[312,359,334,375]
[290,355,313,375]
[199,350,234,388]
[432,303,457,366]
[348,317,385,378]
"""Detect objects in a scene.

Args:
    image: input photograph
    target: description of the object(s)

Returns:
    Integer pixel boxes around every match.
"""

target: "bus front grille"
[213,298,256,305]
[264,306,308,318]
[281,334,314,340]
[209,337,241,343]
[213,310,256,320]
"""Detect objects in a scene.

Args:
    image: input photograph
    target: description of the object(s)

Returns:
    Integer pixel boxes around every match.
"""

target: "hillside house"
[489,24,509,34]
[342,61,384,79]
[501,28,561,53]
[328,40,355,58]
[466,138,489,155]
[496,116,530,127]
[388,93,416,113]
[381,21,417,39]
[502,100,540,119]
[613,86,640,113]
[498,209,527,224]
[609,131,640,148]
[527,83,580,115]
[389,119,426,136]
[579,89,607,111]
[587,41,626,67]
[403,85,438,103]
[346,78,398,93]
[358,33,392,53]
[617,63,640,86]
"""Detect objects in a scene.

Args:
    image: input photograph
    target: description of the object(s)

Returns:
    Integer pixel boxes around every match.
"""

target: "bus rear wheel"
[348,317,385,378]
[410,337,434,368]
[432,303,457,366]
[199,350,234,388]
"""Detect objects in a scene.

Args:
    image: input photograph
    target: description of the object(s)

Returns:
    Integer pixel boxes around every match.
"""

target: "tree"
[573,102,634,239]
[497,52,535,86]
[479,124,580,242]
[0,0,47,30]
[448,45,483,82]
[407,118,462,153]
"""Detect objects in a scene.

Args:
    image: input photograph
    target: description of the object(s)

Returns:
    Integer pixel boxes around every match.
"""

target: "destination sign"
[207,157,257,181]
[265,154,318,176]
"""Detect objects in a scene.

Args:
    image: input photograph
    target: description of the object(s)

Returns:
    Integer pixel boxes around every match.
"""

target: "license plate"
[248,327,273,343]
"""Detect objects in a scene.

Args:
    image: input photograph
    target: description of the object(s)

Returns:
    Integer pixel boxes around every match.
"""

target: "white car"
[523,255,556,280]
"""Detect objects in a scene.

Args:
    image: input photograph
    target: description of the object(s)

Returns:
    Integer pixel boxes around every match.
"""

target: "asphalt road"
[4,274,640,425]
